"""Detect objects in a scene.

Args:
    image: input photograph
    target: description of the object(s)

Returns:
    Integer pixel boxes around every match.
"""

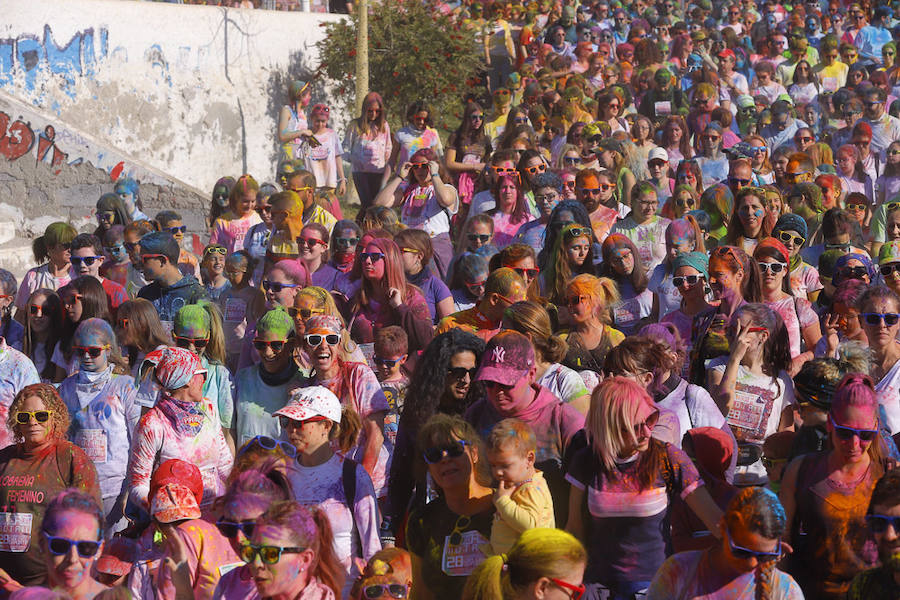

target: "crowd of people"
[1,0,900,598]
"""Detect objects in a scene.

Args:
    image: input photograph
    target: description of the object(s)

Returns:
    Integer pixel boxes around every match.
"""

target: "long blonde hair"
[586,376,666,490]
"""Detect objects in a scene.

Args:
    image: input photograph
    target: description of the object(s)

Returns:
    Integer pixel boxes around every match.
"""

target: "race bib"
[614,298,641,326]
[822,77,838,92]
[654,101,672,116]
[200,467,219,506]
[441,529,489,577]
[728,390,766,437]
[223,298,247,323]
[76,429,108,464]
[0,512,33,553]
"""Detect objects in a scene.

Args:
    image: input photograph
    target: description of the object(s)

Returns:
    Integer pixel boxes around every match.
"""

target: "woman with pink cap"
[127,347,233,518]
[278,386,381,597]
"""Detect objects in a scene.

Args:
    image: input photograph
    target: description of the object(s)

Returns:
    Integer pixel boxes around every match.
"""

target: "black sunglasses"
[253,339,286,352]
[364,584,409,599]
[216,519,256,539]
[424,440,469,464]
[468,234,491,243]
[840,266,869,280]
[175,336,209,350]
[447,366,477,379]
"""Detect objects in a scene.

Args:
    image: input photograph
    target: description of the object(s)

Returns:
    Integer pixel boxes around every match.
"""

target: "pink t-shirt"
[789,262,823,299]
[765,295,818,357]
[316,362,391,496]
[157,519,240,600]
[127,396,233,510]
[211,211,264,254]
[15,264,72,310]
[490,211,532,249]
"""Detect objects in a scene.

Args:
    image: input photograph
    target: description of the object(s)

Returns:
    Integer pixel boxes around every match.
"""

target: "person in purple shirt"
[394,229,454,324]
[464,330,584,526]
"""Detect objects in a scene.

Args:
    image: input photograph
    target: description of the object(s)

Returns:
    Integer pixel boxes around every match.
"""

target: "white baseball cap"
[648,147,669,163]
[274,386,342,423]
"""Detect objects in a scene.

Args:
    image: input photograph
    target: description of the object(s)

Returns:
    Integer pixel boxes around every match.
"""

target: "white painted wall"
[0,0,345,193]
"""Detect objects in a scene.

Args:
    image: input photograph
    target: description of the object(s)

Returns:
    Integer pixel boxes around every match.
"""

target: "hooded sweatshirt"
[58,366,140,498]
[137,275,209,324]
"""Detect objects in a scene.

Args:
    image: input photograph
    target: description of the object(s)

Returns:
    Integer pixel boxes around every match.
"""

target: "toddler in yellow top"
[483,418,555,556]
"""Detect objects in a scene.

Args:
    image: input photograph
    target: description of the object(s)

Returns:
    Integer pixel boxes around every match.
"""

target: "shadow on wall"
[265,48,318,173]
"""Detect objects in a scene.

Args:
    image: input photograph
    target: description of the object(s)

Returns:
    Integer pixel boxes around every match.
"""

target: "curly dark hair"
[400,329,486,430]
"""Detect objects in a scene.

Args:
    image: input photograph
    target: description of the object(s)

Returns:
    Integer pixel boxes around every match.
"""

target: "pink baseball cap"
[475,331,535,386]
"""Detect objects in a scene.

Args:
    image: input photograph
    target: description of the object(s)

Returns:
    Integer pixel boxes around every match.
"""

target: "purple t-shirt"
[411,273,452,324]
[565,442,702,586]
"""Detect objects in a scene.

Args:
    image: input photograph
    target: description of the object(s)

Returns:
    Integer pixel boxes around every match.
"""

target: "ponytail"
[332,406,362,454]
[32,235,50,264]
[200,301,227,365]
[463,529,586,600]
[462,554,506,600]
[309,507,346,599]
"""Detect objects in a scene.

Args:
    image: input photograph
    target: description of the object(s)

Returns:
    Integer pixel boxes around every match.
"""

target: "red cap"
[95,537,139,576]
[718,48,736,59]
[150,459,203,504]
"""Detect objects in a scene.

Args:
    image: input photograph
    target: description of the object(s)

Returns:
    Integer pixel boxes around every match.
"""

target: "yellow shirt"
[487,470,555,555]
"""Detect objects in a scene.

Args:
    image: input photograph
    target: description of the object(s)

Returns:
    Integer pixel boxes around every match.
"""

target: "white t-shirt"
[287,454,381,597]
[304,128,343,188]
[656,379,728,446]
[874,358,900,435]
[398,182,459,237]
[708,357,794,484]
[537,363,591,405]
[648,263,682,318]
[611,215,671,272]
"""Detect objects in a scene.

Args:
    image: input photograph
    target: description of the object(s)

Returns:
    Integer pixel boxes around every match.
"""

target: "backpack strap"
[342,457,361,556]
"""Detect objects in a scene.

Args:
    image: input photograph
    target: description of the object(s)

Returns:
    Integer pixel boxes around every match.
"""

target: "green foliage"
[316,0,484,135]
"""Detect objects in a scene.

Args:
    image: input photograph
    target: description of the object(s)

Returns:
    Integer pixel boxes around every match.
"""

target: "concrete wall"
[0,0,342,278]
[0,0,344,193]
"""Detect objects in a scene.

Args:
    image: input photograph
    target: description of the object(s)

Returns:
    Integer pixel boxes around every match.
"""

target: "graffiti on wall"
[0,111,77,173]
[0,25,109,96]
